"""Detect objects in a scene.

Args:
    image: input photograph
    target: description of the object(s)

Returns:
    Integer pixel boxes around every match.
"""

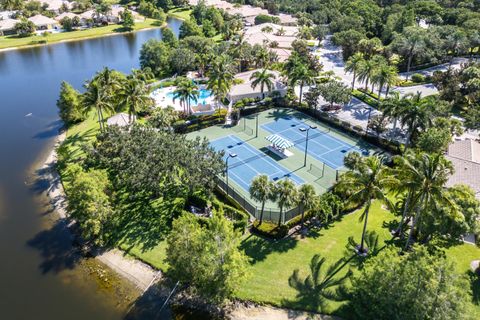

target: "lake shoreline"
[0,24,164,53]
[41,129,332,319]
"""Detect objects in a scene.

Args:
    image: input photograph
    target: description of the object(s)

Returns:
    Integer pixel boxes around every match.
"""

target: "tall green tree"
[118,77,153,123]
[371,63,398,98]
[250,69,275,99]
[249,175,275,225]
[15,19,35,37]
[206,55,235,108]
[120,8,135,31]
[139,39,171,76]
[166,211,249,303]
[348,246,470,320]
[57,81,85,126]
[274,179,298,226]
[337,156,394,254]
[391,26,428,79]
[287,62,315,105]
[172,78,199,114]
[66,164,113,246]
[316,80,352,107]
[395,152,455,250]
[345,52,365,90]
[297,184,317,229]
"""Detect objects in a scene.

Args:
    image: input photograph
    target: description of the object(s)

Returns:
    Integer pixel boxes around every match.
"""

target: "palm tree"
[118,77,153,123]
[249,175,275,225]
[357,58,375,92]
[345,52,365,90]
[336,156,394,254]
[371,63,398,98]
[195,52,211,78]
[297,184,317,230]
[173,78,199,115]
[250,69,275,99]
[380,91,405,132]
[254,45,271,68]
[82,72,117,132]
[261,25,273,33]
[206,55,235,108]
[396,152,455,250]
[275,179,298,226]
[398,92,435,147]
[288,62,315,105]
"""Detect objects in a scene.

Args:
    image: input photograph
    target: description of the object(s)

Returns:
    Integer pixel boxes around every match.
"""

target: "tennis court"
[210,135,304,192]
[262,116,369,169]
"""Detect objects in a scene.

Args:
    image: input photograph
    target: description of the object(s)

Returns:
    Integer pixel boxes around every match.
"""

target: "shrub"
[254,14,274,25]
[286,211,314,229]
[411,73,426,83]
[252,220,289,239]
[353,125,363,132]
[212,198,249,232]
[341,120,351,128]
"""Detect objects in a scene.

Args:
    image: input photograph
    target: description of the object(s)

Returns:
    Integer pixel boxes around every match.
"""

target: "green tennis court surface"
[188,108,380,212]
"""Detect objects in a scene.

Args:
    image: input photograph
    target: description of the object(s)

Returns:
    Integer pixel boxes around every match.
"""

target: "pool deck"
[150,86,215,113]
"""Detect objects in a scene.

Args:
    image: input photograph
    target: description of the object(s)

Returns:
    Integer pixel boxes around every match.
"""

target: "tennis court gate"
[216,177,301,223]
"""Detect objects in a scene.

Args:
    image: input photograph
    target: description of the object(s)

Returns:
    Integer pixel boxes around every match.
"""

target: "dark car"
[321,104,342,112]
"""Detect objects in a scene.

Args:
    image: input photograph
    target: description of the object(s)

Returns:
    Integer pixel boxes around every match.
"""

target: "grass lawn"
[0,19,162,50]
[167,8,192,21]
[236,201,395,315]
[62,110,100,159]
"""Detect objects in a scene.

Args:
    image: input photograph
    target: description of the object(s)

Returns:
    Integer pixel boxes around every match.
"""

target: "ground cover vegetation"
[53,0,480,316]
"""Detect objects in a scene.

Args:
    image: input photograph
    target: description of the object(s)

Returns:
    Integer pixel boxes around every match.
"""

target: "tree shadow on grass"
[239,233,298,264]
[468,270,480,306]
[282,254,353,314]
[27,218,82,274]
[110,192,183,253]
[63,128,97,159]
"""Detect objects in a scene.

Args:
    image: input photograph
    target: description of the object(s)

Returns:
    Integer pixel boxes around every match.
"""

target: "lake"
[0,18,183,319]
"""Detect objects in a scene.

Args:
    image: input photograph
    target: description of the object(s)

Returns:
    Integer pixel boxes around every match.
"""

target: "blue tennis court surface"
[262,117,369,169]
[210,135,304,191]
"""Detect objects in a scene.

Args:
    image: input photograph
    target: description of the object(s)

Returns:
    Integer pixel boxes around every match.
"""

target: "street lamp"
[225,153,237,196]
[299,125,317,167]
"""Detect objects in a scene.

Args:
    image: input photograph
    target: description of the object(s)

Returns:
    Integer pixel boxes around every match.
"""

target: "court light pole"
[255,113,259,138]
[299,125,317,167]
[225,153,237,196]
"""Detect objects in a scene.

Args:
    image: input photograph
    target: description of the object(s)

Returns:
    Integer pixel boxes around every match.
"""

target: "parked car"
[321,104,342,112]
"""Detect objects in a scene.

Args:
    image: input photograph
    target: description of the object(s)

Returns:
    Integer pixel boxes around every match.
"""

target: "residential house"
[0,18,20,36]
[28,14,60,30]
[445,138,480,200]
[243,23,299,53]
[277,13,297,26]
[227,69,287,102]
[37,0,72,14]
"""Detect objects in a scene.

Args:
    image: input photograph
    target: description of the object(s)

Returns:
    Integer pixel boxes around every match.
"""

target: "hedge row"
[352,90,380,108]
[252,220,289,239]
[173,109,227,133]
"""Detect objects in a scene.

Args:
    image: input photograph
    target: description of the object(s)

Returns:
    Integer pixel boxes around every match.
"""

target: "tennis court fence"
[216,177,301,223]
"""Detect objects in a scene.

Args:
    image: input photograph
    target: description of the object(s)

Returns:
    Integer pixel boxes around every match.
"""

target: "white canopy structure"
[266,134,294,149]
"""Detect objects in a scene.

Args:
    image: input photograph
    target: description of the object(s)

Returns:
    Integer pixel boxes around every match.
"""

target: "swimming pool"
[166,89,213,105]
